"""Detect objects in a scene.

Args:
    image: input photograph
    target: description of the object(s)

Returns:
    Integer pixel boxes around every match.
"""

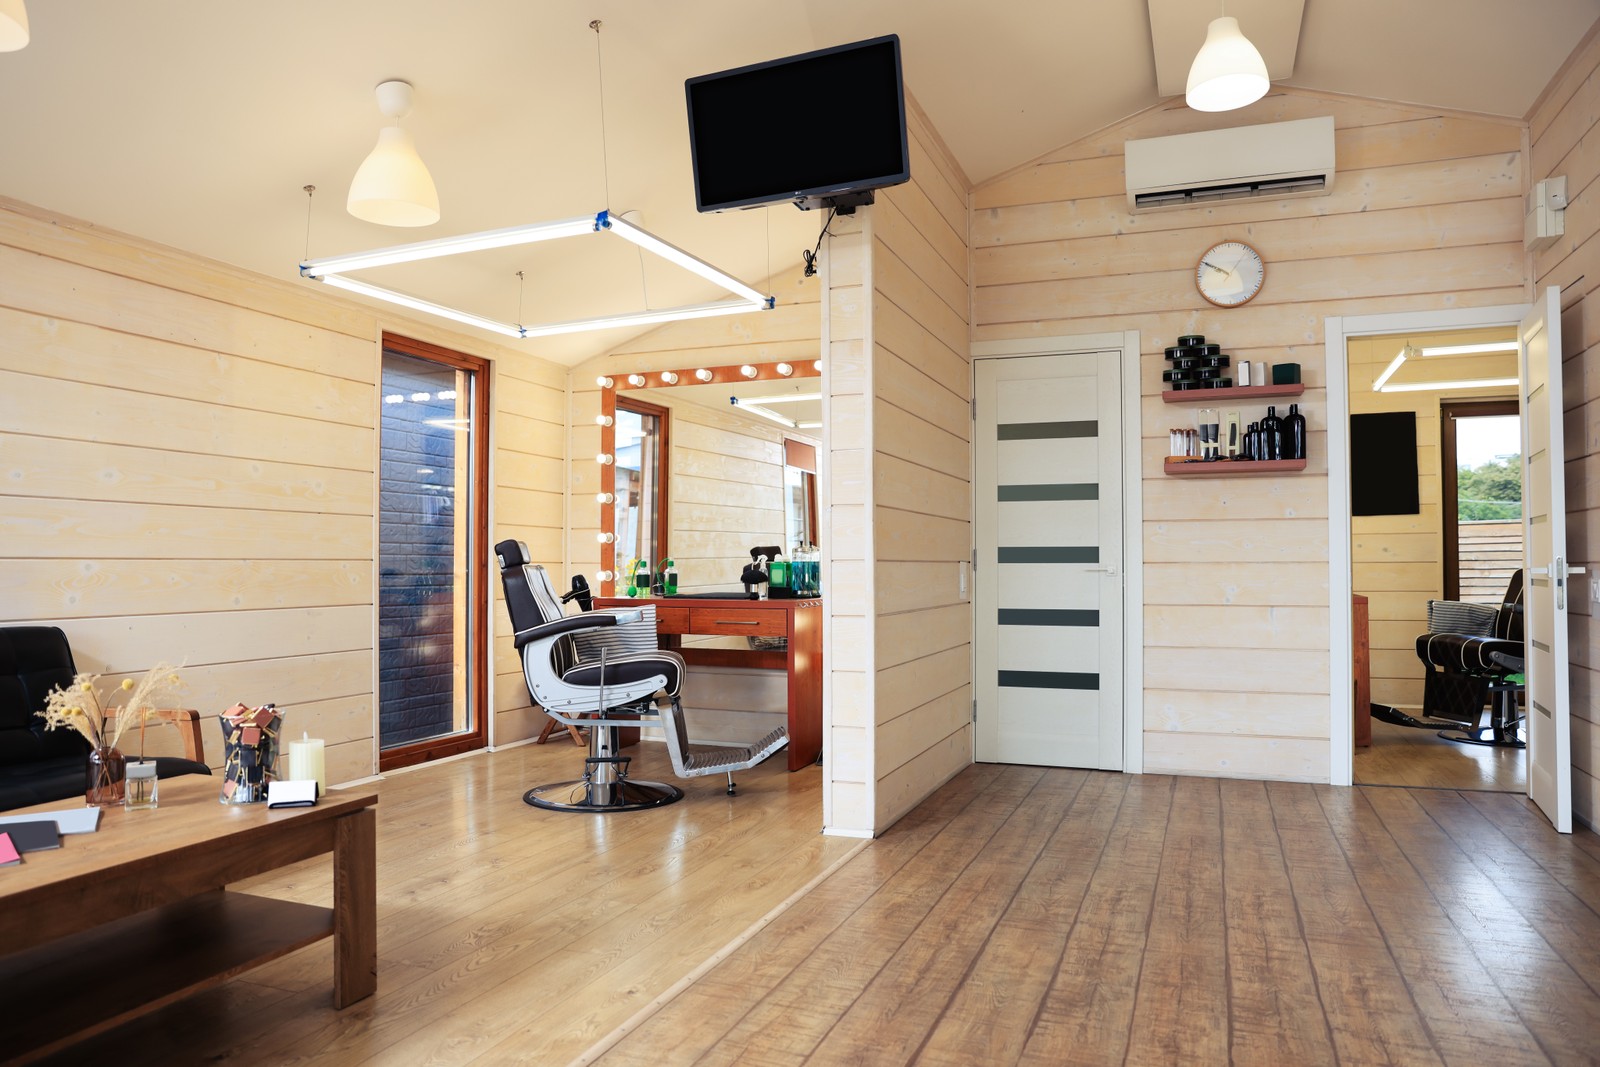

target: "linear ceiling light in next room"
[1186,14,1269,112]
[347,79,440,227]
[0,0,29,51]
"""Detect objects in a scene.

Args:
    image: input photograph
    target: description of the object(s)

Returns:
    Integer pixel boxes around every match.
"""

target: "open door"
[1520,287,1581,833]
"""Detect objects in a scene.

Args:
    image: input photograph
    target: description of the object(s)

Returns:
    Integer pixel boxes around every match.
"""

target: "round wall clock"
[1196,240,1265,307]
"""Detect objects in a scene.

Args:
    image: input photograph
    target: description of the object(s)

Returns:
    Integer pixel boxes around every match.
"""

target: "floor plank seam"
[1015,773,1136,1060]
[1321,786,1459,1065]
[789,769,1048,1064]
[1265,783,1341,1063]
[1119,776,1179,1067]
[902,769,1092,1065]
[1403,790,1568,1065]
[563,836,871,1067]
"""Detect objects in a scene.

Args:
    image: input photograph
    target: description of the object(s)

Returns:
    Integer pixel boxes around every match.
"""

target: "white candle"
[287,733,326,795]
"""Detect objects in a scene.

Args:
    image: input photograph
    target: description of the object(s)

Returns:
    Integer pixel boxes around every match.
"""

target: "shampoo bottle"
[1285,403,1307,461]
[1262,405,1283,460]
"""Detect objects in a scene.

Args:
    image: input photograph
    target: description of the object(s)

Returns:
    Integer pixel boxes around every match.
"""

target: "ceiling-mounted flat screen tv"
[686,34,909,213]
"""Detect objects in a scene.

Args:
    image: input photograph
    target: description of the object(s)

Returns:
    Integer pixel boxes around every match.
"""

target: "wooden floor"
[598,765,1600,1067]
[45,753,1600,1066]
[45,739,855,1067]
[1356,716,1527,792]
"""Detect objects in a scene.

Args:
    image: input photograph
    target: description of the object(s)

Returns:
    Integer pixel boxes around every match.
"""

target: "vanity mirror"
[596,360,821,597]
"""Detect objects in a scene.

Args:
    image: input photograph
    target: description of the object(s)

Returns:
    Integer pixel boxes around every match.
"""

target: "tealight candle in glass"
[125,759,159,810]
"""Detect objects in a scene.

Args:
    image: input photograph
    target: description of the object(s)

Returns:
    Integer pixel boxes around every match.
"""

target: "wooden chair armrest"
[152,708,205,763]
[105,708,206,763]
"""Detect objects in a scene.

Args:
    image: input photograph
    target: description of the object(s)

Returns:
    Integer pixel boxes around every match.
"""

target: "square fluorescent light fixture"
[300,210,774,338]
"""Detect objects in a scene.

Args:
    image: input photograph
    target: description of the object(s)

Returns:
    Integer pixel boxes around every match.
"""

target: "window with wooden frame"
[1441,398,1522,603]
[376,334,491,770]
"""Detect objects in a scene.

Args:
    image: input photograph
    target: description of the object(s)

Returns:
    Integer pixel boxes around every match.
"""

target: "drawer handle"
[713,619,760,626]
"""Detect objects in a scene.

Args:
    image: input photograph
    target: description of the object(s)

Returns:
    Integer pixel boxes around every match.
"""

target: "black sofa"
[0,626,211,811]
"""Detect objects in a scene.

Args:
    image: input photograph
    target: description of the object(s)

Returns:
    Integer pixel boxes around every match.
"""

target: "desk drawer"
[689,606,786,638]
[654,605,690,634]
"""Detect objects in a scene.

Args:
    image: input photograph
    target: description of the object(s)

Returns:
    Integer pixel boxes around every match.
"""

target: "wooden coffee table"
[0,775,378,1063]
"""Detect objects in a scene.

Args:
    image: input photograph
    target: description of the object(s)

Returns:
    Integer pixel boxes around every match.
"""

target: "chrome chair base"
[523,721,683,812]
[523,775,683,812]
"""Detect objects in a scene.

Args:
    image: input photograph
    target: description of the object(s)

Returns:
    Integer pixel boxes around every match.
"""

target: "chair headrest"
[495,539,531,571]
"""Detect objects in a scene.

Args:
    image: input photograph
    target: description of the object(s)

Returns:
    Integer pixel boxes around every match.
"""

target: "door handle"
[1087,565,1118,576]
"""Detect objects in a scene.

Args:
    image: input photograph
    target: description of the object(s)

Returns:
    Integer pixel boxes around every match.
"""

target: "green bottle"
[662,558,678,596]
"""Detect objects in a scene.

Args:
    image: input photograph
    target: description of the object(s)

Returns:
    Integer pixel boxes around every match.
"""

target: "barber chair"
[495,540,684,812]
[1412,569,1525,748]
[658,700,787,797]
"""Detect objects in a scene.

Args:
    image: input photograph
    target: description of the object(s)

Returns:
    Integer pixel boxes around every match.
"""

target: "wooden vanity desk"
[595,595,823,771]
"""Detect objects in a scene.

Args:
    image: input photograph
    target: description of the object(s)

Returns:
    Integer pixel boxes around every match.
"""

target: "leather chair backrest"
[0,626,90,767]
[495,540,546,633]
[492,541,579,677]
[1495,569,1525,643]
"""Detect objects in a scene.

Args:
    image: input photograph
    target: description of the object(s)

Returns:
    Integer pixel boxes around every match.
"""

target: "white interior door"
[974,351,1123,769]
[1521,285,1576,833]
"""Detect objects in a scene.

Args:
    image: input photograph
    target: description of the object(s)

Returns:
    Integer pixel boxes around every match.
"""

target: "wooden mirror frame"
[597,359,822,596]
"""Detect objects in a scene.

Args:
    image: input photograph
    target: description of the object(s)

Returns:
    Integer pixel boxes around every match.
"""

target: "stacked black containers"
[1162,335,1231,390]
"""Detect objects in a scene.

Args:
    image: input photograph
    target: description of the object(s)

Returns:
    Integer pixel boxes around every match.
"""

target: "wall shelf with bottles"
[1163,458,1307,477]
[1162,383,1305,403]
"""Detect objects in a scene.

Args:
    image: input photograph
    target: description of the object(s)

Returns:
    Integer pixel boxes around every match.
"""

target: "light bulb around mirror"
[660,371,679,384]
[596,452,613,465]
[740,365,758,378]
[596,414,613,427]
[596,492,614,504]
[597,532,615,544]
[595,570,613,582]
[776,363,793,376]
[813,360,823,372]
[596,376,614,389]
[695,368,714,381]
[627,374,646,387]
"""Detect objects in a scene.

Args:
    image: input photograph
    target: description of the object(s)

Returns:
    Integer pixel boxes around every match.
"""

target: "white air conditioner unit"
[1124,116,1336,212]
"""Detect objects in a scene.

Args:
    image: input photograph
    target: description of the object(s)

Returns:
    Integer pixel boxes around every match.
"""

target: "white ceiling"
[2,0,1596,367]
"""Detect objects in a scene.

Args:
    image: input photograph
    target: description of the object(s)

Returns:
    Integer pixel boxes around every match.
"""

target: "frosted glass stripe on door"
[996,420,1098,440]
[998,484,1099,501]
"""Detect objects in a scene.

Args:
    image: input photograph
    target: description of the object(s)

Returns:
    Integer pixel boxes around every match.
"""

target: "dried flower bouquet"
[39,663,186,753]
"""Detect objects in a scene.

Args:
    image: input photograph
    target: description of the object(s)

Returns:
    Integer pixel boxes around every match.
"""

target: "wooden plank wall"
[823,96,976,834]
[1528,26,1600,827]
[489,355,570,747]
[823,212,875,831]
[970,89,1526,782]
[1348,330,1517,709]
[0,199,569,782]
[867,102,975,828]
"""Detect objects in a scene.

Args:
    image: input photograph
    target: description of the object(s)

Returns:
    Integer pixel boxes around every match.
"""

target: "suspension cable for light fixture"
[591,19,613,210]
[302,185,316,262]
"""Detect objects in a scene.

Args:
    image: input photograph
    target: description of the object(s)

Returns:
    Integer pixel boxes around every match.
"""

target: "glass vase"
[86,745,126,807]
[218,704,284,804]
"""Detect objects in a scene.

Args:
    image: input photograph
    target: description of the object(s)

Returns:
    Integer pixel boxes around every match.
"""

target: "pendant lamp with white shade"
[0,0,29,52]
[347,79,440,227]
[1186,16,1269,112]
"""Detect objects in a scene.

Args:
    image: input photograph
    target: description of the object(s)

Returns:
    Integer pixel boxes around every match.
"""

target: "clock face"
[1196,241,1265,307]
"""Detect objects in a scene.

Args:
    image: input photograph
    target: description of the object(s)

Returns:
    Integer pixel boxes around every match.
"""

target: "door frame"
[1325,304,1528,786]
[970,331,1144,773]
